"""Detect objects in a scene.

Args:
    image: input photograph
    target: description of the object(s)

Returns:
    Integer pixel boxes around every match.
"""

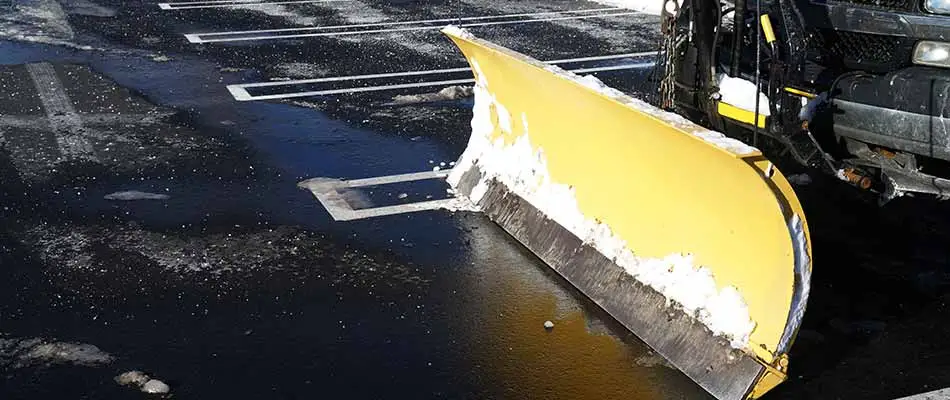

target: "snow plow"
[440,27,811,400]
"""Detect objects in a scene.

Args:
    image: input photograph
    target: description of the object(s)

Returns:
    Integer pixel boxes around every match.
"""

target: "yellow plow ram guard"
[441,27,813,400]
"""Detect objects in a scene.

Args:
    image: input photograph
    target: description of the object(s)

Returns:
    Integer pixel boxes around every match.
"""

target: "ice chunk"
[387,85,473,105]
[787,173,812,186]
[115,371,150,386]
[142,379,170,394]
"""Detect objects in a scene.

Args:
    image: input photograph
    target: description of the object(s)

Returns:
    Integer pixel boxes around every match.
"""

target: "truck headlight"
[925,0,950,15]
[913,41,950,67]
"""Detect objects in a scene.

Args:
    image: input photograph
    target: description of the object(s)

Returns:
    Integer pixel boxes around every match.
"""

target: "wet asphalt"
[2,0,950,399]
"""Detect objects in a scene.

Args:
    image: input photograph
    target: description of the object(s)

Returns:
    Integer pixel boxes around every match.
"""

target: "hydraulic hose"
[731,0,746,76]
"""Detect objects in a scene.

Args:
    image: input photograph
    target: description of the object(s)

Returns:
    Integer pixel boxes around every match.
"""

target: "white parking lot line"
[298,169,471,221]
[228,62,655,101]
[231,52,658,89]
[25,63,98,163]
[159,0,350,10]
[894,388,950,400]
[185,9,638,43]
[236,78,475,100]
[347,169,450,186]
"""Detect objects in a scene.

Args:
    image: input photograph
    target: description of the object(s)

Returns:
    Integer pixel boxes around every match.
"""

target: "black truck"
[662,0,950,202]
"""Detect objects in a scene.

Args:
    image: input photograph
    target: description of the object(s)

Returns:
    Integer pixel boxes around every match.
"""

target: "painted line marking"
[227,85,253,101]
[894,388,950,399]
[232,51,657,89]
[186,7,622,37]
[185,9,638,43]
[229,62,656,101]
[299,169,471,221]
[347,169,450,186]
[159,0,350,10]
[26,63,98,163]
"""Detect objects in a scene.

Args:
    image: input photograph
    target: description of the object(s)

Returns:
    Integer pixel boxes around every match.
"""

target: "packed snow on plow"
[438,26,811,400]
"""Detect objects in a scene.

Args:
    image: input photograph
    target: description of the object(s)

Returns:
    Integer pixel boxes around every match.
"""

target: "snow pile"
[447,47,762,350]
[1,335,114,368]
[716,74,771,116]
[442,25,476,39]
[437,196,480,213]
[591,0,665,15]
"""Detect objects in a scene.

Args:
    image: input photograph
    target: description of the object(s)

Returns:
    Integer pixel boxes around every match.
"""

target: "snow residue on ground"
[447,36,763,350]
[61,0,116,17]
[322,0,388,24]
[591,0,664,15]
[274,62,332,79]
[386,85,474,106]
[230,3,322,26]
[0,334,114,368]
[317,0,444,54]
[454,0,661,52]
[0,0,95,50]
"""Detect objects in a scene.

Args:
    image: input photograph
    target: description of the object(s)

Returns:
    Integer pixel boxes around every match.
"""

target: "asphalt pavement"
[2,0,950,399]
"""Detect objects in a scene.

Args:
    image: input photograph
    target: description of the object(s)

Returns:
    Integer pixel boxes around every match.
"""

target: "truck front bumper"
[831,66,950,162]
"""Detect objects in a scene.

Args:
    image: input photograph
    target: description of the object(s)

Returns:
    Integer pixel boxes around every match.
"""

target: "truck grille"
[829,0,917,12]
[809,30,913,73]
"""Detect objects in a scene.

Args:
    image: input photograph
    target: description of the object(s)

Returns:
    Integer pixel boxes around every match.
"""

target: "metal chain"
[657,3,679,110]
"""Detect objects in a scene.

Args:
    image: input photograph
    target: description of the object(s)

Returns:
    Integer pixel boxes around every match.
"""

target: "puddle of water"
[0,41,88,64]
[441,216,713,400]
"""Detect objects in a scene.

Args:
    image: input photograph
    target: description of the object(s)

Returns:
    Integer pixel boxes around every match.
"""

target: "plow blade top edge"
[440,26,813,400]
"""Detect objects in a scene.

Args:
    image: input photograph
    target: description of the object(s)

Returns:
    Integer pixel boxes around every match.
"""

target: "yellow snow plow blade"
[441,27,812,400]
